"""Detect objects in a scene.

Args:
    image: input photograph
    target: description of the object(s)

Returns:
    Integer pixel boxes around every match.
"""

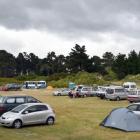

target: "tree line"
[0,44,140,79]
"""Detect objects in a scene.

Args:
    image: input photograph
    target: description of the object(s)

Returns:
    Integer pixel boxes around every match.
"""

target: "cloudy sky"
[0,0,140,58]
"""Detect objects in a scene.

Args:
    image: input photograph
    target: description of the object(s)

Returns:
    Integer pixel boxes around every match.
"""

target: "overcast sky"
[0,0,140,58]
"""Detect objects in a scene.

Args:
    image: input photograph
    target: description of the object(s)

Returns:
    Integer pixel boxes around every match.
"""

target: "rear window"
[129,91,137,95]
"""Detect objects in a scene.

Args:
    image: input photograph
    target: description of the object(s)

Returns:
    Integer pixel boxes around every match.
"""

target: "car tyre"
[13,119,22,129]
[58,93,61,96]
[129,101,133,103]
[46,117,54,125]
[116,97,120,101]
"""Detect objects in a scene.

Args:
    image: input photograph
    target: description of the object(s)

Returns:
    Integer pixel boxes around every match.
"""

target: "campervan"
[23,81,47,89]
[105,86,128,101]
[123,82,137,91]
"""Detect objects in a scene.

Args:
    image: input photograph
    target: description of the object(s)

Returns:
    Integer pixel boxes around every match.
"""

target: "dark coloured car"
[0,83,22,91]
[0,95,41,116]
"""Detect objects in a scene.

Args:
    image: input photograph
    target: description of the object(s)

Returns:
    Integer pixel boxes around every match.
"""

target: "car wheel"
[13,120,22,129]
[116,97,120,101]
[129,101,133,103]
[58,93,61,96]
[46,117,54,125]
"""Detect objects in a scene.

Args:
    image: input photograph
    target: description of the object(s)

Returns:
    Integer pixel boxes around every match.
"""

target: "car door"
[15,97,26,106]
[5,97,16,111]
[22,105,48,125]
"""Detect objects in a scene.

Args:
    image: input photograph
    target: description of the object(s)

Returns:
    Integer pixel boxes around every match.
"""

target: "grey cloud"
[1,0,140,38]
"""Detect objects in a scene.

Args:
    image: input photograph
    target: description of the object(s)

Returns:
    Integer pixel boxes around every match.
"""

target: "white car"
[105,86,128,101]
[0,103,55,128]
[53,88,71,96]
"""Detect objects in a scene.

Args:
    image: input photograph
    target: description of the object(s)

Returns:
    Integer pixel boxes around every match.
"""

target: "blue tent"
[100,108,140,132]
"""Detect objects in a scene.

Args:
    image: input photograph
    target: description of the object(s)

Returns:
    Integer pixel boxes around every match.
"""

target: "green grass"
[0,89,140,140]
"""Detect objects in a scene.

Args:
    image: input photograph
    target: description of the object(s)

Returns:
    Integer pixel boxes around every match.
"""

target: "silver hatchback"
[0,103,55,128]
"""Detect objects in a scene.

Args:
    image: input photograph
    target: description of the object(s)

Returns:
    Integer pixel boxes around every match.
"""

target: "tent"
[100,108,140,132]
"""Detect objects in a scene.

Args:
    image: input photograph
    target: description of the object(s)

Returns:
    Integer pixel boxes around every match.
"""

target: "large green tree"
[103,52,114,67]
[67,44,91,73]
[127,50,139,74]
[0,50,16,77]
[112,53,127,79]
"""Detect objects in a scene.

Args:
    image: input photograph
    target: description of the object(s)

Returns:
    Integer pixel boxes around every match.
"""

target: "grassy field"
[0,89,140,140]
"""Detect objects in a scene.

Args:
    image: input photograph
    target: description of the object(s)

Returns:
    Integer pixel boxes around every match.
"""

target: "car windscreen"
[123,85,129,88]
[11,105,28,113]
[106,89,114,94]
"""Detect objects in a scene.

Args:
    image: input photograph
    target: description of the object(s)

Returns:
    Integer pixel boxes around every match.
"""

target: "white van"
[123,82,137,91]
[105,86,128,101]
[23,81,47,89]
[37,81,47,88]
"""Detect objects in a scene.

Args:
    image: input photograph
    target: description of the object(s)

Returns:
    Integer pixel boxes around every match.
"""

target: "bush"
[16,74,37,81]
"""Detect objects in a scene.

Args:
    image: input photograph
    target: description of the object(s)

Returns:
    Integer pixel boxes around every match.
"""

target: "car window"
[106,89,114,94]
[115,88,124,92]
[131,85,136,88]
[0,96,3,103]
[36,105,48,111]
[24,105,38,113]
[138,91,140,95]
[6,98,15,103]
[127,105,138,111]
[16,97,25,103]
[129,91,137,95]
[24,105,47,113]
[82,88,87,91]
[124,85,129,88]
[27,97,40,103]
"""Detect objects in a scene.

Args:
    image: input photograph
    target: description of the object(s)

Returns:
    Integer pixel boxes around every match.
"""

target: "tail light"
[0,106,5,112]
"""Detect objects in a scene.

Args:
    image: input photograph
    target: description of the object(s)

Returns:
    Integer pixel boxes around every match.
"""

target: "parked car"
[0,95,41,116]
[53,88,71,96]
[0,103,55,128]
[105,86,128,101]
[77,86,97,97]
[127,90,140,103]
[96,86,109,99]
[23,81,47,89]
[123,82,137,91]
[0,83,22,91]
[127,103,140,115]
[69,85,85,98]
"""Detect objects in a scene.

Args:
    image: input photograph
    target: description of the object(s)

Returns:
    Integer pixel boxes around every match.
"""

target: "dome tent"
[100,108,140,132]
